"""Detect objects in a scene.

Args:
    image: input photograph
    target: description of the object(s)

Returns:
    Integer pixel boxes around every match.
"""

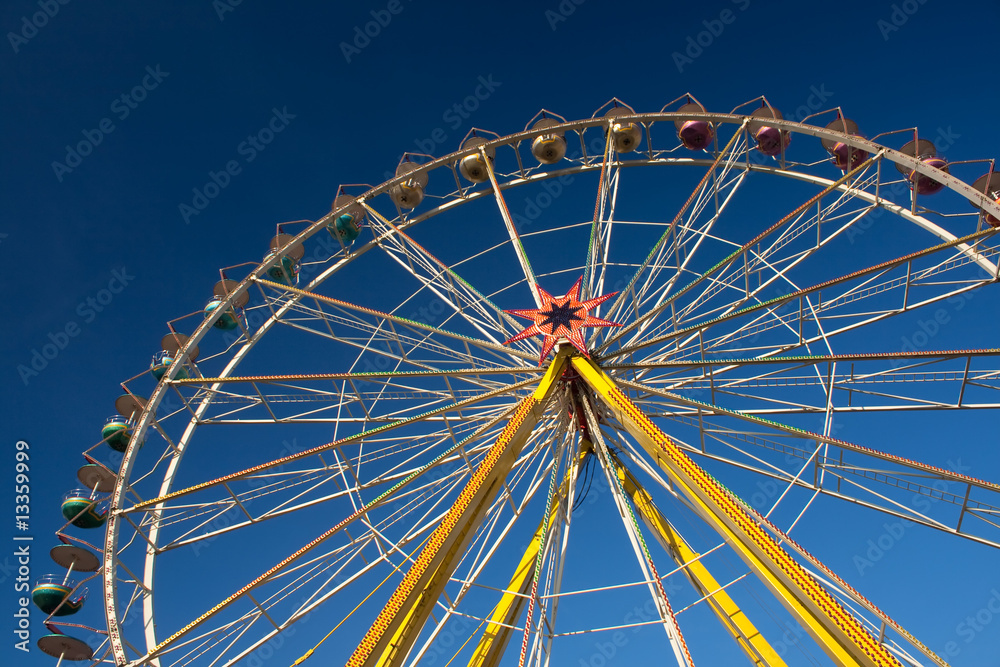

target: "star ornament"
[504,277,621,364]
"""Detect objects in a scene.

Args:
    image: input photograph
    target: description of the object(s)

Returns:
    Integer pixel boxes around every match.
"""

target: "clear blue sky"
[3,1,1000,666]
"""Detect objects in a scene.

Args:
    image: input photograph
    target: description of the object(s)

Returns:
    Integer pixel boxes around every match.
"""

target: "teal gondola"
[61,490,108,529]
[32,575,87,616]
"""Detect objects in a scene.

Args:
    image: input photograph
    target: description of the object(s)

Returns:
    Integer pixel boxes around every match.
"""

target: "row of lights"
[35,96,1000,665]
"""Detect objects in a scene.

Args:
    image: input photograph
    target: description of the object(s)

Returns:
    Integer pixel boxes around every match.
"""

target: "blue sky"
[3,1,1000,666]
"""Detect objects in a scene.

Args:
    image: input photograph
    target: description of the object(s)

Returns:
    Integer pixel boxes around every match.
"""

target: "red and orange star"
[504,277,620,364]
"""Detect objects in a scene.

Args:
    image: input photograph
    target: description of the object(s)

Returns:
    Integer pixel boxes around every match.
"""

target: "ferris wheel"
[33,95,1000,667]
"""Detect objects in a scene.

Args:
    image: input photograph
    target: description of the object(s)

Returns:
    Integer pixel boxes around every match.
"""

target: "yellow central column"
[346,353,569,667]
[571,355,900,667]
[467,448,590,667]
[606,449,786,667]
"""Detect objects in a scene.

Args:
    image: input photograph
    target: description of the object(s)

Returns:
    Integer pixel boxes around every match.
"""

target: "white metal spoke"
[256,277,537,366]
[578,391,692,667]
[364,202,531,351]
[483,145,542,308]
[618,375,1000,548]
[102,109,1000,667]
[626,233,999,371]
[597,156,880,356]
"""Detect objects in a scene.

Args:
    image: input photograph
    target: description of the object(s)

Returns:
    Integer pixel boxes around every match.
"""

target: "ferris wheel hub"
[503,276,620,363]
[87,98,1000,667]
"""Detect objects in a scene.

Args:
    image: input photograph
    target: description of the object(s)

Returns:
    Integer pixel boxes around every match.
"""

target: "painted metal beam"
[346,352,570,667]
[612,226,997,359]
[596,157,878,355]
[571,355,902,667]
[467,449,589,667]
[482,146,542,309]
[127,378,536,513]
[606,449,786,667]
[256,278,538,363]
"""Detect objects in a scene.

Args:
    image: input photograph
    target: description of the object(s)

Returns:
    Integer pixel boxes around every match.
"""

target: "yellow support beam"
[606,450,786,667]
[346,352,570,667]
[571,356,901,667]
[468,449,590,667]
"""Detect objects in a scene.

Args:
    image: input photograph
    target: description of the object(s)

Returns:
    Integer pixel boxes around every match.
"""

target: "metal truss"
[94,107,1000,667]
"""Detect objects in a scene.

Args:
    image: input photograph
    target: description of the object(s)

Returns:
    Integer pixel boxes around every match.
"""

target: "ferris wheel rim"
[98,105,1000,667]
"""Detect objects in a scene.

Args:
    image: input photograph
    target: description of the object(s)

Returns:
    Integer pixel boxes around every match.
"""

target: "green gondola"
[32,575,86,616]
[331,213,361,243]
[150,350,188,381]
[102,416,131,452]
[264,251,298,282]
[204,298,239,330]
[61,490,108,529]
